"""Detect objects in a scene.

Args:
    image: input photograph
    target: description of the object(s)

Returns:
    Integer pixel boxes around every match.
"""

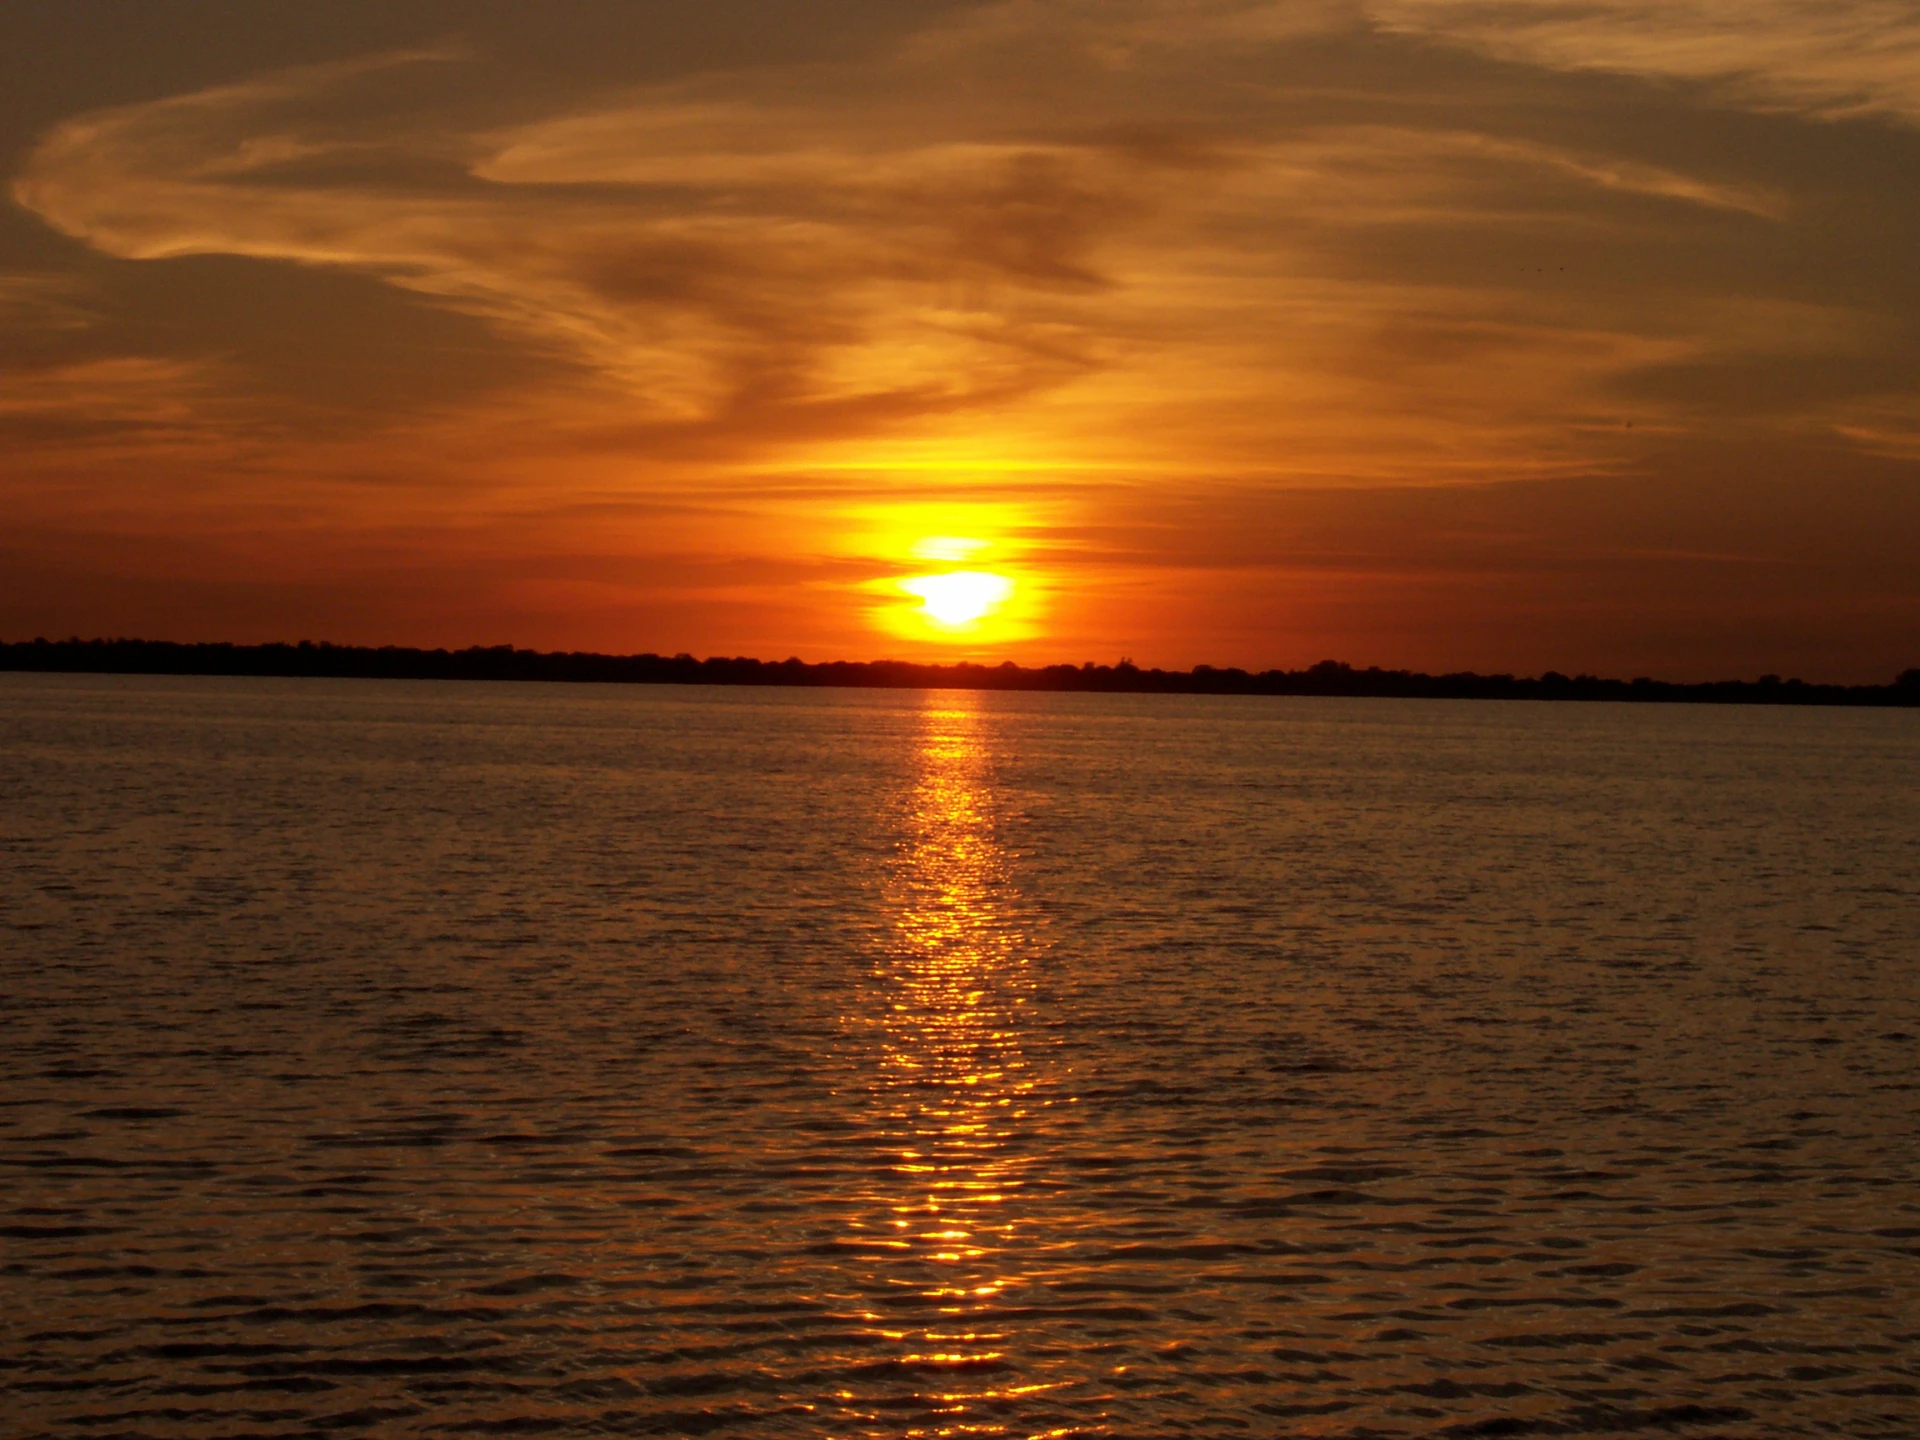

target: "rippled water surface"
[3,674,1918,1438]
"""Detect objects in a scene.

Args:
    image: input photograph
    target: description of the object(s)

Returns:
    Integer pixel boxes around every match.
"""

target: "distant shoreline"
[4,637,1917,707]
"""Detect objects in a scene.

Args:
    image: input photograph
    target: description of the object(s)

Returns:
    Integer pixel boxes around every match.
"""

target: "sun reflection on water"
[843,690,1056,1434]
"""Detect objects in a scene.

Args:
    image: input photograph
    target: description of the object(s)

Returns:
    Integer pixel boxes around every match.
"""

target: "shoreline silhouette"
[4,637,1916,707]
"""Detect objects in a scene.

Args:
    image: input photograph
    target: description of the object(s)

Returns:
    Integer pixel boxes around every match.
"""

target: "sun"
[847,510,1040,646]
[900,570,1015,628]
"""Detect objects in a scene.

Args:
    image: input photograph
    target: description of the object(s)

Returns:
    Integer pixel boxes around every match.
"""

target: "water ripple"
[2,675,1917,1436]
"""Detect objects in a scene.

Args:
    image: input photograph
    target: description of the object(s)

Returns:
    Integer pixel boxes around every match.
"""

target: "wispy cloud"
[0,357,230,452]
[11,12,1824,491]
[1372,0,1920,124]
[0,272,99,330]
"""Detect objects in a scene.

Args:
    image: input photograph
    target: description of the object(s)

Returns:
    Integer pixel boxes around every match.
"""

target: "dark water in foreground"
[2,676,1917,1439]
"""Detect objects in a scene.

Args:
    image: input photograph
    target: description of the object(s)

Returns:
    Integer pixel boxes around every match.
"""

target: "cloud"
[0,272,98,331]
[12,5,1846,490]
[1830,393,1920,458]
[12,47,1133,439]
[0,356,233,453]
[1370,0,1920,125]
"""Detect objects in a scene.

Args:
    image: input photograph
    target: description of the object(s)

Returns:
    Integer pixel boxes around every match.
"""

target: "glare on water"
[2,675,1918,1439]
[849,695,1048,1427]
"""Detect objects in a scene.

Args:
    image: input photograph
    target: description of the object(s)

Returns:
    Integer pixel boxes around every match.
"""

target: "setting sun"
[852,512,1043,650]
[900,571,1015,629]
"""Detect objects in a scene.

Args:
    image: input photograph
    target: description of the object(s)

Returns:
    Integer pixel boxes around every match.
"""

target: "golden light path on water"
[844,691,1059,1436]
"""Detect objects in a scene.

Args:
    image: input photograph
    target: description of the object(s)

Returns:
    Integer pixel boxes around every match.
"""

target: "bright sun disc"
[900,571,1014,627]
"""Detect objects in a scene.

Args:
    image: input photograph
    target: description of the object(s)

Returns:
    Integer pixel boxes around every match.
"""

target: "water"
[2,674,1917,1439]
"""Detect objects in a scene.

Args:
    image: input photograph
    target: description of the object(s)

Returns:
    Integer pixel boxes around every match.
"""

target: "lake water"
[2,674,1917,1439]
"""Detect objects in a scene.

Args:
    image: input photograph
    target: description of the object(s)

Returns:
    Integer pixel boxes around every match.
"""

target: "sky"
[3,1,1919,680]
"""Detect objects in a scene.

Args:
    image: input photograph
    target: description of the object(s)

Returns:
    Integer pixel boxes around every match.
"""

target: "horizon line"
[4,636,1917,707]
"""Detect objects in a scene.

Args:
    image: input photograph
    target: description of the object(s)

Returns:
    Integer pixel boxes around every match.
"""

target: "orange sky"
[3,1,1919,680]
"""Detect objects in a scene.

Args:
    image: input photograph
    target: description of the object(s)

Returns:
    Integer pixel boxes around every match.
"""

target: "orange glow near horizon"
[2,5,1918,681]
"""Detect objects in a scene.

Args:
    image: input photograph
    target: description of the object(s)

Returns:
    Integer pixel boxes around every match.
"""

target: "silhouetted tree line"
[4,638,1918,706]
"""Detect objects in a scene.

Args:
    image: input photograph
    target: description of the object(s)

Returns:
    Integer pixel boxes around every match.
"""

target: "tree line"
[5,637,1918,706]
